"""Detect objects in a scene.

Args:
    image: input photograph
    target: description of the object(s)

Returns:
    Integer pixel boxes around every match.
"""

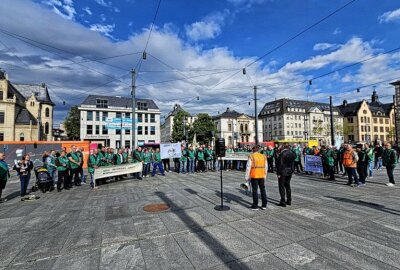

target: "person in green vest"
[364,144,374,178]
[77,147,86,185]
[46,150,57,188]
[265,146,275,173]
[112,148,126,181]
[225,145,234,170]
[87,149,100,188]
[291,143,303,173]
[123,149,129,164]
[97,147,107,167]
[205,146,214,172]
[105,148,115,166]
[0,153,10,203]
[196,147,206,172]
[236,147,245,171]
[152,148,165,176]
[187,145,196,173]
[180,145,188,174]
[67,145,81,187]
[325,146,336,181]
[132,147,143,179]
[56,150,70,191]
[142,148,152,177]
[383,142,397,186]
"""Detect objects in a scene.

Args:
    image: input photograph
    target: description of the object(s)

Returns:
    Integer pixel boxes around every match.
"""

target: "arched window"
[45,107,50,117]
[45,122,49,134]
[19,133,24,141]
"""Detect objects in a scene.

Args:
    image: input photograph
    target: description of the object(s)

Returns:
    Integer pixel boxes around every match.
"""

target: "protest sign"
[304,155,323,174]
[221,152,249,161]
[160,143,181,159]
[93,163,142,186]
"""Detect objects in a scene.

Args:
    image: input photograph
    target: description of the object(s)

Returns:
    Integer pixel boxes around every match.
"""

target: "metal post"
[131,69,136,150]
[393,95,398,145]
[120,116,123,148]
[254,86,259,145]
[329,96,335,146]
[183,117,187,146]
[214,156,230,211]
[232,119,235,146]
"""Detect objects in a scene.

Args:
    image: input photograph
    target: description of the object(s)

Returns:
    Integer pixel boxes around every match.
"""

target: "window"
[0,112,4,124]
[287,131,290,135]
[150,126,155,135]
[245,124,248,132]
[45,107,50,117]
[125,140,130,148]
[385,119,389,124]
[102,112,108,121]
[137,102,148,110]
[295,123,297,128]
[138,113,143,123]
[138,140,145,146]
[299,123,302,128]
[0,91,3,100]
[87,125,93,134]
[361,126,364,132]
[367,117,370,123]
[363,110,367,114]
[95,112,99,121]
[228,123,232,131]
[138,126,143,135]
[125,113,131,119]
[96,99,108,108]
[19,133,24,141]
[373,118,377,124]
[347,117,353,123]
[144,114,148,123]
[379,118,383,124]
[380,127,384,132]
[385,127,389,132]
[0,133,3,141]
[116,112,122,118]
[145,126,148,135]
[45,122,49,134]
[87,111,93,121]
[361,117,364,123]
[362,135,365,141]
[295,115,297,120]
[125,129,130,135]
[374,127,378,132]
[150,114,155,123]
[348,135,354,142]
[116,128,121,135]
[102,125,108,135]
[95,125,100,135]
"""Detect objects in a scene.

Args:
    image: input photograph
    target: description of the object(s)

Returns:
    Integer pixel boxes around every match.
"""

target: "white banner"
[221,152,249,161]
[160,143,182,159]
[93,163,142,180]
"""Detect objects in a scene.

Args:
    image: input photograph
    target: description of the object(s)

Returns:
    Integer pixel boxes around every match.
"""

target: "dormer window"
[30,101,35,106]
[96,99,108,108]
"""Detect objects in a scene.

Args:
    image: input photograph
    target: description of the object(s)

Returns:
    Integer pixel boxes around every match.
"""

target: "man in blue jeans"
[152,148,165,176]
[180,145,188,174]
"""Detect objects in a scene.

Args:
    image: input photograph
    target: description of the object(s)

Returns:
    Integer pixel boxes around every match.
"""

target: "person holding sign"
[245,145,268,211]
[0,153,10,203]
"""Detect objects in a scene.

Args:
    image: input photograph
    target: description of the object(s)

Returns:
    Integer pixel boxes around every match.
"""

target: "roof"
[13,83,54,106]
[213,107,253,119]
[15,105,37,125]
[259,98,341,117]
[81,95,159,110]
[6,82,26,103]
[337,101,362,117]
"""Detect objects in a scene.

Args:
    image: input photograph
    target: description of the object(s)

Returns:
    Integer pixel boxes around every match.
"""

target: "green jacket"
[188,150,196,160]
[105,152,115,166]
[132,151,143,163]
[115,153,125,165]
[366,148,374,162]
[143,152,152,163]
[57,156,69,171]
[0,160,10,182]
[266,149,274,159]
[180,149,188,162]
[383,149,397,167]
[46,155,57,171]
[153,152,161,162]
[88,154,99,174]
[205,149,213,161]
[98,151,107,166]
[292,147,301,162]
[325,149,335,167]
[197,150,205,161]
[68,152,80,169]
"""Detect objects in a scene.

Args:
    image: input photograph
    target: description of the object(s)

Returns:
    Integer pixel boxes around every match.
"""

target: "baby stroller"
[32,166,54,193]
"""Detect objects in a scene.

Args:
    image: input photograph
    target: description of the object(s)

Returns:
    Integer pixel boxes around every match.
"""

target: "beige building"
[391,80,400,144]
[160,104,197,143]
[213,107,263,146]
[0,70,54,141]
[338,90,396,144]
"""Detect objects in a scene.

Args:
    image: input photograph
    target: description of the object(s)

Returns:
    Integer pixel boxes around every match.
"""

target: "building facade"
[213,107,263,146]
[79,95,160,149]
[391,81,400,145]
[259,98,343,145]
[160,104,197,143]
[338,90,396,144]
[0,70,54,142]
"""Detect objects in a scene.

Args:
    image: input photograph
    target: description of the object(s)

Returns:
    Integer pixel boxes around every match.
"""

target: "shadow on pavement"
[155,191,253,270]
[326,196,400,216]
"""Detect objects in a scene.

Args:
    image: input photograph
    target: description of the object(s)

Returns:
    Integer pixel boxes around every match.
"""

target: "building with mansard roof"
[160,104,197,143]
[0,70,54,141]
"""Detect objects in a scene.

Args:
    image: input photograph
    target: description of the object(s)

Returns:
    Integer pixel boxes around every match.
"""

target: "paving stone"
[133,214,169,238]
[140,235,193,270]
[0,232,33,268]
[7,258,57,270]
[323,230,400,268]
[271,243,346,270]
[212,252,293,270]
[52,248,100,270]
[105,205,133,221]
[299,236,399,270]
[100,242,145,270]
[61,220,103,252]
[102,217,138,245]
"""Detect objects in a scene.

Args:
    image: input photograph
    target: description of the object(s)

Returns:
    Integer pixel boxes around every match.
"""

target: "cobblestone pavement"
[0,167,399,270]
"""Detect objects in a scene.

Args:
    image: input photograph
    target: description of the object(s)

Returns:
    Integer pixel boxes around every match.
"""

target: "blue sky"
[1,0,400,124]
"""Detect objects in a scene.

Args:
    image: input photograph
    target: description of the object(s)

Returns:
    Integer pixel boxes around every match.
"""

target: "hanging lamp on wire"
[308,80,312,85]
[142,51,147,60]
[242,68,246,75]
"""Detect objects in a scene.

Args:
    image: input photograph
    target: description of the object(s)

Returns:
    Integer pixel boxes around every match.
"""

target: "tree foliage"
[64,106,80,140]
[172,110,191,142]
[189,113,217,144]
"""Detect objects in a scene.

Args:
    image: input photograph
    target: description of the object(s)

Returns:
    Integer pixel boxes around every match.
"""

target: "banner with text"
[160,143,182,159]
[105,117,133,130]
[221,152,250,161]
[304,155,323,174]
[93,163,142,180]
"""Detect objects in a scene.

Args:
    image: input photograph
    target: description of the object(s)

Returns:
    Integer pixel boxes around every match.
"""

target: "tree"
[189,113,217,144]
[172,110,191,142]
[64,106,80,140]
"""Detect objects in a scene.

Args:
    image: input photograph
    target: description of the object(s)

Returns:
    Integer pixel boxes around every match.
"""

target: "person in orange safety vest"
[245,145,268,210]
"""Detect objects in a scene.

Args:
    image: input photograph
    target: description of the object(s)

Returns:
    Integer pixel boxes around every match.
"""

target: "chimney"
[226,107,230,112]
[41,83,46,88]
[343,100,348,106]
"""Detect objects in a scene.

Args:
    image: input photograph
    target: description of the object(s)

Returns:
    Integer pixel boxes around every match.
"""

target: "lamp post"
[131,69,136,150]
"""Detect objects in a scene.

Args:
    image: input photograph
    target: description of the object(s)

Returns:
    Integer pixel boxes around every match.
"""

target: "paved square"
[0,168,399,269]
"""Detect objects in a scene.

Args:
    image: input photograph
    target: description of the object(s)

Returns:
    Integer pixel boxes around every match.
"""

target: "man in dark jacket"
[383,143,397,186]
[276,143,295,207]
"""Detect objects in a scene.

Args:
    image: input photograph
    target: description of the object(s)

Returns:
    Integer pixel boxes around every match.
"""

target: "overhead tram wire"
[211,0,358,89]
[0,38,30,68]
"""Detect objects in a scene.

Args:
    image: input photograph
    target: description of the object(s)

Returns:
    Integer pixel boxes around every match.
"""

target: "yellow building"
[338,90,395,144]
[0,70,54,141]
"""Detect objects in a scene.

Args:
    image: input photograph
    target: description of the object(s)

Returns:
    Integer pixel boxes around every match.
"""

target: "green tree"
[189,113,217,144]
[172,110,191,142]
[64,106,80,140]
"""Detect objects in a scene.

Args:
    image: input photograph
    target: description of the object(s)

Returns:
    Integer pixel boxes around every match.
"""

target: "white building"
[259,98,343,145]
[160,104,197,143]
[79,95,161,149]
[213,107,263,146]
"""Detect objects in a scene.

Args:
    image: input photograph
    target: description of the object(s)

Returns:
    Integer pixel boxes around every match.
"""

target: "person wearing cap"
[245,145,268,210]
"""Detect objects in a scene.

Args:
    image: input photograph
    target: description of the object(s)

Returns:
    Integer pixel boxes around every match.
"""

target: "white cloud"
[94,0,111,7]
[82,6,92,15]
[89,23,115,38]
[185,10,230,41]
[41,0,76,20]
[114,7,120,13]
[333,27,341,35]
[313,43,339,51]
[227,0,268,8]
[378,8,400,23]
